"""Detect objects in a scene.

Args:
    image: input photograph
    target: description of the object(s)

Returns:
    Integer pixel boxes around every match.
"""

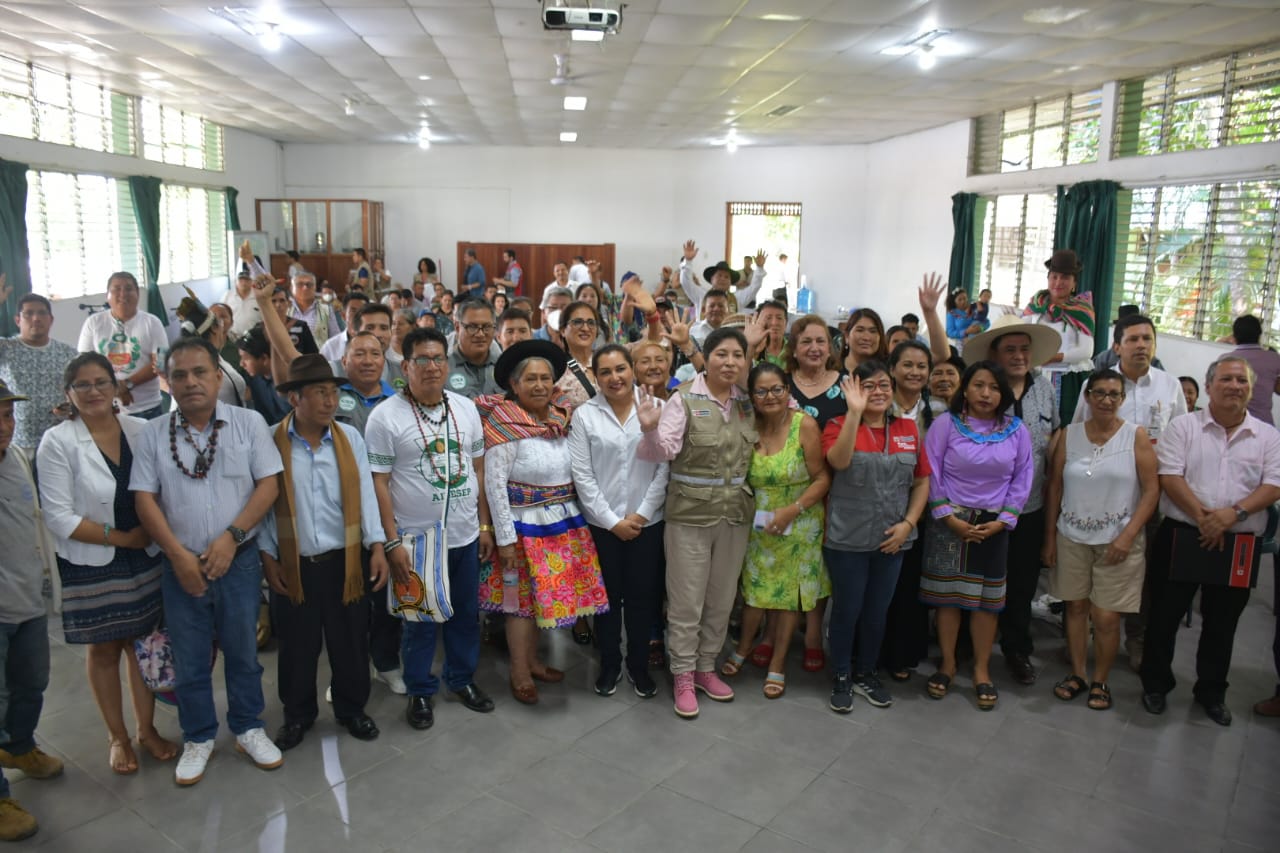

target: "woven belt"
[507,481,575,507]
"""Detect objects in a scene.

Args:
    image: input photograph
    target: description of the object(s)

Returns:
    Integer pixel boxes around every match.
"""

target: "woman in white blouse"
[37,353,177,774]
[568,344,670,699]
[1023,249,1096,422]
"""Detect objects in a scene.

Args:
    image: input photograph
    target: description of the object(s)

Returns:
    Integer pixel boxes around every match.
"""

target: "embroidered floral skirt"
[479,498,609,629]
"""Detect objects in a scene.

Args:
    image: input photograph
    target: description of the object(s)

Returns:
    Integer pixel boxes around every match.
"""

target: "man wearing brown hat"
[258,355,389,750]
[678,240,768,318]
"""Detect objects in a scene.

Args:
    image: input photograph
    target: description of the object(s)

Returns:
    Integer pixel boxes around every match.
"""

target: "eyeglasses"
[1088,389,1124,401]
[568,318,598,330]
[861,381,893,393]
[409,355,449,367]
[70,379,115,393]
[752,385,790,399]
[461,322,495,335]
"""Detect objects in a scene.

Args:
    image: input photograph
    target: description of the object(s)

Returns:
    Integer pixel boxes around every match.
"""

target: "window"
[141,99,225,171]
[975,193,1058,309]
[971,90,1102,174]
[0,56,135,155]
[725,201,802,305]
[25,170,143,300]
[1115,179,1280,341]
[1113,42,1280,158]
[159,185,228,284]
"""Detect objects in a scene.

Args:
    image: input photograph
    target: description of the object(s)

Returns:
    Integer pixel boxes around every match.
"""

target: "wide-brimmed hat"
[275,354,343,393]
[702,261,741,285]
[175,286,216,337]
[962,314,1062,368]
[493,339,569,392]
[1044,249,1082,277]
[0,378,29,403]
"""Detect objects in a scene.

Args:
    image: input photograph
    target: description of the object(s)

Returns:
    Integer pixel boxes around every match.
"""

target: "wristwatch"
[225,525,248,545]
[1232,504,1249,523]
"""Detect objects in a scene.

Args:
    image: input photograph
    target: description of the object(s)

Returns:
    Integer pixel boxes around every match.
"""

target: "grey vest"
[665,383,757,527]
[826,419,921,552]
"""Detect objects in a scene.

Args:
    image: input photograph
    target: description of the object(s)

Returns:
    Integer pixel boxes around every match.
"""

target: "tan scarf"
[272,413,364,605]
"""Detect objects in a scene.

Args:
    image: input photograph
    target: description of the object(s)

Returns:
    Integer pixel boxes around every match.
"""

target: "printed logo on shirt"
[691,409,711,417]
[415,436,469,492]
[338,393,357,412]
[892,435,917,452]
[449,373,467,390]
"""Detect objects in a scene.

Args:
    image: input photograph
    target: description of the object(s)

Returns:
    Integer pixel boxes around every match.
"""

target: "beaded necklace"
[406,389,463,485]
[169,411,222,479]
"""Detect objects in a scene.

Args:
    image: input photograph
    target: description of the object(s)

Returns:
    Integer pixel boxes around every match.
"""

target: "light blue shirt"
[130,403,283,554]
[258,421,384,558]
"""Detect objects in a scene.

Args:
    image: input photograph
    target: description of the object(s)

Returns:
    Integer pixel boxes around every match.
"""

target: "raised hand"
[682,240,698,262]
[754,249,768,268]
[743,312,767,353]
[636,384,662,432]
[840,375,867,417]
[663,320,691,348]
[918,272,945,313]
[239,239,255,266]
[623,272,656,316]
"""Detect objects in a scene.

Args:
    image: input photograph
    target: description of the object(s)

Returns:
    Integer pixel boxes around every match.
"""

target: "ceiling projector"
[542,1,622,33]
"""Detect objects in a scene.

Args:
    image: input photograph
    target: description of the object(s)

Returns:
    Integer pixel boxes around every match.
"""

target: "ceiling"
[2,0,1280,149]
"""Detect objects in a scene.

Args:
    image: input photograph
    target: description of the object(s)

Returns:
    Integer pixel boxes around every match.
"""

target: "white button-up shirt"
[1156,408,1280,535]
[568,390,670,530]
[1072,365,1187,441]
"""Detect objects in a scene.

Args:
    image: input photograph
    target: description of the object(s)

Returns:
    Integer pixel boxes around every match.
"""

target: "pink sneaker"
[672,672,699,718]
[693,670,735,702]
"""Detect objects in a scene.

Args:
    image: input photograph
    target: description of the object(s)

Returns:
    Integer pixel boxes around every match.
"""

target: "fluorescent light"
[259,25,281,51]
[560,131,578,142]
[760,14,802,21]
[563,96,587,111]
[570,29,605,42]
[726,140,738,154]
[1024,6,1089,25]
[918,46,937,70]
[418,138,431,150]
[880,45,914,56]
[417,74,431,80]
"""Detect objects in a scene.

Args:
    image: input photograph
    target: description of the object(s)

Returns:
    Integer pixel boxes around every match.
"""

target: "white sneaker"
[235,728,284,770]
[175,740,214,786]
[375,668,408,695]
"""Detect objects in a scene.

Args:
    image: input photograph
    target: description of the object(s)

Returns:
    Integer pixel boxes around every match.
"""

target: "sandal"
[926,671,952,700]
[510,679,538,705]
[571,617,593,646]
[1087,681,1113,711]
[137,731,179,762]
[975,681,999,711]
[109,738,138,775]
[763,672,786,699]
[1054,674,1089,701]
[889,669,911,683]
[750,643,774,669]
[720,651,746,678]
[802,647,825,673]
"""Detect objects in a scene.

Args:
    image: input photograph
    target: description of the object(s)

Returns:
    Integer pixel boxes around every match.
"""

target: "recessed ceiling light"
[563,96,587,111]
[259,25,281,51]
[560,131,578,142]
[570,30,604,42]
[760,14,802,21]
[1023,7,1089,25]
[917,45,937,71]
[417,74,431,80]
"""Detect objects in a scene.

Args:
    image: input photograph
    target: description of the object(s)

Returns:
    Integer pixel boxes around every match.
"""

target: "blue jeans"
[161,546,266,742]
[0,615,50,799]
[402,540,481,697]
[824,547,903,677]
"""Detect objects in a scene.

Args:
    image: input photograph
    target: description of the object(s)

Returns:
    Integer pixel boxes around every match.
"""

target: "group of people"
[0,241,1279,844]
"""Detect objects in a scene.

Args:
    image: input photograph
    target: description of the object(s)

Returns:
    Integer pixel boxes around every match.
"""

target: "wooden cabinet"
[456,242,616,325]
[255,199,384,292]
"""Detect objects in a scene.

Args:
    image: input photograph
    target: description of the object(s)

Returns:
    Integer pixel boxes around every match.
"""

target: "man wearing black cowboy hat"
[258,355,389,750]
[678,240,769,319]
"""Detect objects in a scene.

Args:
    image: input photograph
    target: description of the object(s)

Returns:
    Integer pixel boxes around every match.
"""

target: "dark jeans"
[825,547,903,676]
[1141,519,1252,704]
[365,550,402,673]
[402,540,481,697]
[590,522,665,675]
[0,615,50,800]
[879,536,929,673]
[162,546,266,742]
[999,507,1045,658]
[274,552,371,725]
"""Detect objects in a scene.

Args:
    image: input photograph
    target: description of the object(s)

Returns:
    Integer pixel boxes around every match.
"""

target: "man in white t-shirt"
[224,268,263,338]
[365,327,496,729]
[76,272,169,418]
[568,256,591,286]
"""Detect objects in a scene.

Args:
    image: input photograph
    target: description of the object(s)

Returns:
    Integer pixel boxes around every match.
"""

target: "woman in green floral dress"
[721,362,831,698]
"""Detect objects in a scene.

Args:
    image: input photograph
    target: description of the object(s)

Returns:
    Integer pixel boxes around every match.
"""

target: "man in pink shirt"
[1227,314,1280,425]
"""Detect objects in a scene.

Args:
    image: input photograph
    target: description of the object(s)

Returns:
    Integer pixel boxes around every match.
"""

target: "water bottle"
[501,566,520,611]
[796,275,815,314]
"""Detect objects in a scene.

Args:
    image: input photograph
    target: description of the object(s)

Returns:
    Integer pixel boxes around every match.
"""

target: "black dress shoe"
[452,683,495,713]
[1141,691,1167,715]
[406,696,434,730]
[336,713,380,740]
[274,721,312,751]
[1199,699,1232,727]
[1006,653,1037,686]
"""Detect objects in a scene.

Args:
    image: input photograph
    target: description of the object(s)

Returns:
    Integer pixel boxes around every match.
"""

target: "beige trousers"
[664,520,750,674]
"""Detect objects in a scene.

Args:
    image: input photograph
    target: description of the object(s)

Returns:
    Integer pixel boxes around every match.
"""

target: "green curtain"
[0,159,31,337]
[1053,180,1120,355]
[224,186,240,231]
[948,192,981,297]
[127,175,166,321]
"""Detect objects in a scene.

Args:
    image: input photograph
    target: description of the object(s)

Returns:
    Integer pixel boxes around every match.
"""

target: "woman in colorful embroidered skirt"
[1042,369,1159,711]
[480,340,608,705]
[36,353,177,774]
[919,361,1032,711]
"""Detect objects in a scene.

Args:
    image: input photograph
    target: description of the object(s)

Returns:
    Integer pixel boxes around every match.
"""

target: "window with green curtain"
[1054,180,1119,354]
[0,158,30,336]
[948,192,984,296]
[127,175,165,321]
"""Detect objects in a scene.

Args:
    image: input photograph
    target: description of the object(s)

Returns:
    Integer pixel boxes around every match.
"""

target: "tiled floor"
[8,567,1278,853]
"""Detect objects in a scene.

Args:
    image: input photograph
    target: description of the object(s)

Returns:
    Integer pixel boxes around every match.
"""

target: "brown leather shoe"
[1254,694,1280,717]
[1005,653,1037,686]
[531,666,564,684]
[510,680,539,705]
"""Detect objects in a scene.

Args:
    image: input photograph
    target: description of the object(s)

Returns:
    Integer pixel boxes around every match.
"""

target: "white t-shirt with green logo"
[76,310,170,414]
[365,390,484,546]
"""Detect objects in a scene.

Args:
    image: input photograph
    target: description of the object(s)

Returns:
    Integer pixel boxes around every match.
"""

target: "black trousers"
[274,552,371,724]
[1141,519,1252,704]
[364,550,402,673]
[879,533,930,673]
[589,522,666,675]
[999,507,1045,658]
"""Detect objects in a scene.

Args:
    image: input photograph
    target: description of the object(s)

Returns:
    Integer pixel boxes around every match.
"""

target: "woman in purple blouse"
[919,361,1032,711]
